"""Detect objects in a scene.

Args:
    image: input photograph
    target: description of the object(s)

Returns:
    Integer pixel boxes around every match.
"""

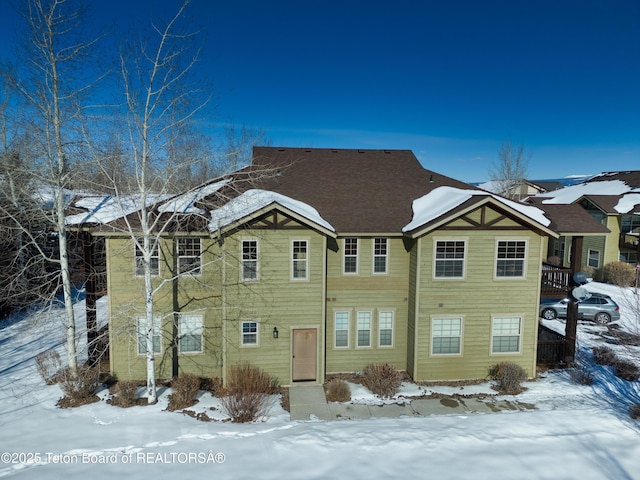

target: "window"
[434,240,465,278]
[491,317,522,354]
[334,311,350,348]
[373,238,388,274]
[496,240,527,278]
[179,315,203,353]
[137,316,161,355]
[621,215,640,234]
[135,242,159,276]
[344,237,358,274]
[378,311,394,347]
[241,321,258,346]
[588,249,600,268]
[356,311,372,347]
[431,317,462,355]
[178,238,201,275]
[241,240,258,281]
[292,240,308,280]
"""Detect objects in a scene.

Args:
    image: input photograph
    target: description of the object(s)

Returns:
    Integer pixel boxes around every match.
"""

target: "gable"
[438,204,539,231]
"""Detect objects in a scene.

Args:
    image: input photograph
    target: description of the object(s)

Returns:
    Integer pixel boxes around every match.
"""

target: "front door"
[292,328,317,381]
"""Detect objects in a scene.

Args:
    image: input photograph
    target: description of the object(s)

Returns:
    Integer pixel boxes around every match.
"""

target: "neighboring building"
[527,171,640,271]
[479,179,563,201]
[91,147,564,386]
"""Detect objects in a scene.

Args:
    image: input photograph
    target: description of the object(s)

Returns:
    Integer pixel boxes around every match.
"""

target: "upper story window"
[434,240,466,278]
[496,240,527,278]
[343,237,358,274]
[373,238,388,274]
[621,215,640,234]
[177,238,201,275]
[292,240,308,280]
[588,249,600,268]
[135,242,159,276]
[241,239,258,281]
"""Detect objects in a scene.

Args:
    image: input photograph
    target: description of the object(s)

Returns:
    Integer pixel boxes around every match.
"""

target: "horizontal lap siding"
[223,230,325,385]
[108,237,223,381]
[413,229,542,381]
[326,237,410,374]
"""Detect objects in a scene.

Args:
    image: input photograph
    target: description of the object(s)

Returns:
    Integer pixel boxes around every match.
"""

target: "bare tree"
[3,0,102,373]
[489,140,531,200]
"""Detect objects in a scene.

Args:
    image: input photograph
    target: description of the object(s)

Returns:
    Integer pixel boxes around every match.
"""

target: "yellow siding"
[325,237,409,374]
[412,226,543,381]
[604,215,621,265]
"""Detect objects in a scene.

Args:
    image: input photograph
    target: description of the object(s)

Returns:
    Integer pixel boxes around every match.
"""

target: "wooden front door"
[292,328,317,381]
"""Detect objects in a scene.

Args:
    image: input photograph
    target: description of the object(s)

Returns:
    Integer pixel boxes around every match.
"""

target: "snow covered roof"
[533,179,640,215]
[157,179,231,215]
[208,189,335,234]
[65,194,171,226]
[402,186,552,234]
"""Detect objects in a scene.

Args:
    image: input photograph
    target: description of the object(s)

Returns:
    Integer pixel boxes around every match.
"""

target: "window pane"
[335,312,349,347]
[293,241,308,279]
[379,311,394,347]
[179,315,203,353]
[242,241,258,280]
[242,321,258,345]
[492,317,521,353]
[137,317,161,354]
[357,312,371,347]
[374,238,388,274]
[435,241,465,278]
[344,238,357,273]
[135,243,159,276]
[496,241,526,277]
[432,318,461,354]
[178,238,201,274]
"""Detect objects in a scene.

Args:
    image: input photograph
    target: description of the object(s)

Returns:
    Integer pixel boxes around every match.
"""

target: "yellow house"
[96,147,561,385]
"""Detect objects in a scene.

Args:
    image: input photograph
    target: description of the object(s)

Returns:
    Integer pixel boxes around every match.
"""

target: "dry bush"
[167,374,201,411]
[220,363,280,423]
[325,378,351,402]
[603,261,636,287]
[592,346,617,366]
[57,366,100,407]
[613,358,640,382]
[362,363,402,398]
[109,381,141,408]
[35,350,62,385]
[200,377,223,396]
[489,362,528,394]
[630,404,640,420]
[568,365,594,385]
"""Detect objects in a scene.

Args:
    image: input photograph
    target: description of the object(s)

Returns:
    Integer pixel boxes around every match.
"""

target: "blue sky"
[1,0,638,182]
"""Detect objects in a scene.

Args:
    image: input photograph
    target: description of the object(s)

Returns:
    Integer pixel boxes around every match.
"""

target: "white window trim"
[588,249,600,268]
[334,311,350,349]
[433,238,467,280]
[137,316,162,356]
[177,237,202,276]
[135,242,160,277]
[178,314,204,354]
[356,310,373,348]
[378,310,395,348]
[291,238,309,281]
[372,237,389,275]
[240,320,259,347]
[343,237,359,275]
[494,238,528,280]
[241,238,259,282]
[490,315,523,355]
[430,316,463,356]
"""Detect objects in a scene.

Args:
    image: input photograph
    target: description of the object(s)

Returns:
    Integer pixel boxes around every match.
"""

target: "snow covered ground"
[1,284,640,479]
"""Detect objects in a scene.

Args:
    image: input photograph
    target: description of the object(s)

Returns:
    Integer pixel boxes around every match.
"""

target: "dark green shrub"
[167,374,201,411]
[325,378,351,402]
[220,363,280,422]
[603,261,635,287]
[489,362,528,394]
[362,363,402,398]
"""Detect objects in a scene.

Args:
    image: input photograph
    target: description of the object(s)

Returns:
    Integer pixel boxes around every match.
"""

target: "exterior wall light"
[273,327,279,339]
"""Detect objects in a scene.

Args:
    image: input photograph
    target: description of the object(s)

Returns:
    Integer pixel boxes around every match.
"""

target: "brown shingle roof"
[586,170,640,187]
[246,147,475,233]
[528,202,610,235]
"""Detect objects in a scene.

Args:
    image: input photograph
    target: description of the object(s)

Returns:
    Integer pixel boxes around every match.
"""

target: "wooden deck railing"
[540,263,571,298]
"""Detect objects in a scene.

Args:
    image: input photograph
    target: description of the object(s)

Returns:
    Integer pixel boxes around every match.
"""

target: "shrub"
[489,362,528,394]
[57,366,100,407]
[592,346,617,366]
[109,381,141,408]
[220,363,280,423]
[568,365,594,385]
[325,378,351,402]
[630,404,640,420]
[167,374,201,411]
[603,261,635,287]
[613,359,640,382]
[35,350,62,385]
[362,363,402,398]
